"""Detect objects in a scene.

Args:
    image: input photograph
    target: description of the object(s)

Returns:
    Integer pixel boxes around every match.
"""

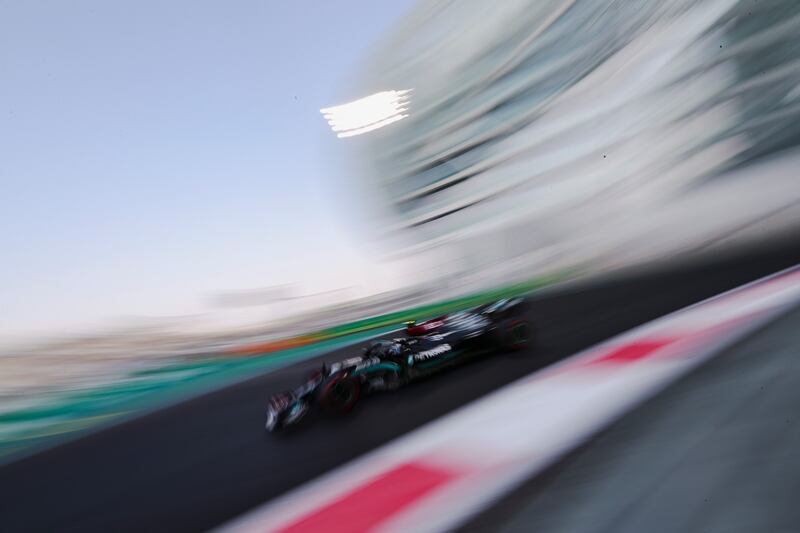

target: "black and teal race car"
[265,298,534,431]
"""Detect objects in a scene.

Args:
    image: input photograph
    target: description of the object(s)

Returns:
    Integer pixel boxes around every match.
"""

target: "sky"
[0,0,419,342]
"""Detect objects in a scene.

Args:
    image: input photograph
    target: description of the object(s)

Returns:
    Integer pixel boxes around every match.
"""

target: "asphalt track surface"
[2,241,800,533]
[462,294,800,533]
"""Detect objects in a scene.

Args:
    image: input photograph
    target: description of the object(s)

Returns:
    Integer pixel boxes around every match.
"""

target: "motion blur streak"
[352,0,800,290]
[4,0,800,531]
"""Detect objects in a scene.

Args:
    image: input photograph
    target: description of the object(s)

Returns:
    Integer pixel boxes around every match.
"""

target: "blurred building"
[335,0,800,287]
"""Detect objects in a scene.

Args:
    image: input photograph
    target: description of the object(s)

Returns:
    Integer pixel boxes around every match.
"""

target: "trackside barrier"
[218,266,800,533]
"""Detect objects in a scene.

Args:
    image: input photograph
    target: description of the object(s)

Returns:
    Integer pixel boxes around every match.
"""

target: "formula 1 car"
[265,298,534,431]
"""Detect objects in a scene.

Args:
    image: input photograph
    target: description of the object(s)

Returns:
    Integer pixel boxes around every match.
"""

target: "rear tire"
[497,318,535,352]
[318,374,361,414]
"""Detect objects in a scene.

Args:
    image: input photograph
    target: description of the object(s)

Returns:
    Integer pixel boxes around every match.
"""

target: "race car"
[265,298,534,431]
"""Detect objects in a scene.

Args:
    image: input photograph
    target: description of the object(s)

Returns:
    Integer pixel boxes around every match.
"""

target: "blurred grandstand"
[337,0,800,288]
